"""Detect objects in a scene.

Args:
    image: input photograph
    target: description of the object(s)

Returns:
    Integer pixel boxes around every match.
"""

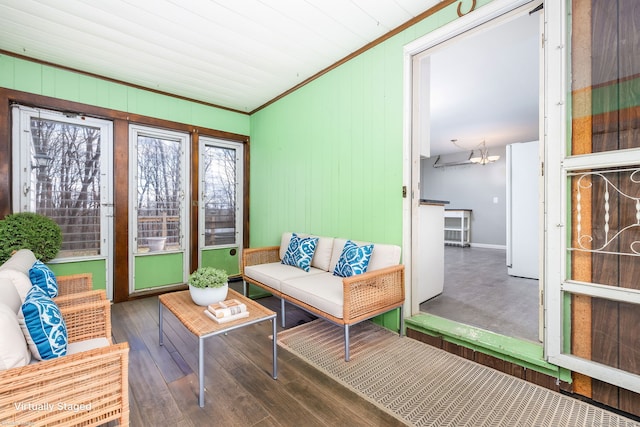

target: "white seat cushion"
[0,276,23,313]
[280,232,334,271]
[244,262,325,292]
[329,238,401,273]
[367,243,402,272]
[25,338,110,365]
[0,303,31,369]
[0,249,37,275]
[67,337,110,355]
[281,273,344,319]
[0,269,34,302]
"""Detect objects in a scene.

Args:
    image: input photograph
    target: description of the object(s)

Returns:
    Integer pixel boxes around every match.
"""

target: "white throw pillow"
[0,269,33,302]
[0,303,31,370]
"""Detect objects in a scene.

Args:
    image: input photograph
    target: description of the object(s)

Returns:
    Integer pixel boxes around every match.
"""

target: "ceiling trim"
[0,48,250,116]
[0,87,250,141]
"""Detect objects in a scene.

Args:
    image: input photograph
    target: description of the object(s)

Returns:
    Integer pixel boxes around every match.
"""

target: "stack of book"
[203,299,249,324]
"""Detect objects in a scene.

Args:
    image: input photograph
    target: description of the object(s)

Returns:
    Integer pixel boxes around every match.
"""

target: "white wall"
[420,145,506,247]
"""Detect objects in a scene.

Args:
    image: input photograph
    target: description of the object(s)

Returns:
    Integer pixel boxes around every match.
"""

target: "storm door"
[11,105,114,297]
[546,0,640,398]
[129,125,189,292]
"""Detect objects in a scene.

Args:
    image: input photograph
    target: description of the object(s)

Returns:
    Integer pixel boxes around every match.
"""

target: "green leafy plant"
[0,212,62,264]
[187,267,228,289]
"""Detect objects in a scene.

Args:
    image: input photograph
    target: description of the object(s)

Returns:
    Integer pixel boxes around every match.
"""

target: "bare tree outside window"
[202,145,236,246]
[29,118,101,257]
[136,136,183,252]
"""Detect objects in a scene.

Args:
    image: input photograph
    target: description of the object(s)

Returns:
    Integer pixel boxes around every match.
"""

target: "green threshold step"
[405,313,571,383]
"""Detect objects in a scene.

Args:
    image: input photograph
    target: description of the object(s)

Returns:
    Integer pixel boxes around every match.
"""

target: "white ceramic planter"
[147,237,166,252]
[188,283,228,306]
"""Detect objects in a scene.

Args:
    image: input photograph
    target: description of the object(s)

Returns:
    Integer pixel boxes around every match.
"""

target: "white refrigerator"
[506,141,539,280]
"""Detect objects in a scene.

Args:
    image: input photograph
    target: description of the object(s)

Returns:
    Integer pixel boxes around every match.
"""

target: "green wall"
[0,55,250,135]
[248,2,478,248]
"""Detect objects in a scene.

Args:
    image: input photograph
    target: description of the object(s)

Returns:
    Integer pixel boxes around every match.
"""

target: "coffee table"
[158,288,277,407]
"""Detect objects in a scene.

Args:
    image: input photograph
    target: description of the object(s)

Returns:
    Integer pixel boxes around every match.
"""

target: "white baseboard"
[469,243,506,250]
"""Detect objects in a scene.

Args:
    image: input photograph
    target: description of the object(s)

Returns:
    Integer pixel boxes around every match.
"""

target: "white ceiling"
[0,0,440,112]
[0,0,540,155]
[428,11,540,155]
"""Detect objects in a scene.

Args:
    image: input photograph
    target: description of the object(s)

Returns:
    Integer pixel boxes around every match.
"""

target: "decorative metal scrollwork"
[572,168,640,256]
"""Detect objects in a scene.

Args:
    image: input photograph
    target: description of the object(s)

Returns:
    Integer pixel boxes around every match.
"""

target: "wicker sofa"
[0,250,129,426]
[242,232,405,361]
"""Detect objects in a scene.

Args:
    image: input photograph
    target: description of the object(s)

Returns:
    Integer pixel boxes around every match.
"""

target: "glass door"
[198,137,244,276]
[129,125,189,292]
[11,105,114,297]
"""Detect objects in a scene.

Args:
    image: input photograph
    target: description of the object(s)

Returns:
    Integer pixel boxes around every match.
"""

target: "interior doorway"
[405,1,543,342]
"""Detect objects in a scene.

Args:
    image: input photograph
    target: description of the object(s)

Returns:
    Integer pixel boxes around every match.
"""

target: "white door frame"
[128,125,190,293]
[197,136,244,265]
[11,105,114,298]
[402,0,535,316]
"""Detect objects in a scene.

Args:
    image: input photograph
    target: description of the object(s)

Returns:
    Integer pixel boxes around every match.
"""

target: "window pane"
[30,118,101,257]
[564,293,640,376]
[570,0,640,155]
[202,145,236,246]
[136,136,183,252]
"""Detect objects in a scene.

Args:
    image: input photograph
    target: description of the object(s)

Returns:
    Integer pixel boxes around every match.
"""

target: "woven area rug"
[277,319,640,427]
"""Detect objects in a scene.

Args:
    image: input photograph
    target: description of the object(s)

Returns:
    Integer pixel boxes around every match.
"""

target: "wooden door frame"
[0,88,249,302]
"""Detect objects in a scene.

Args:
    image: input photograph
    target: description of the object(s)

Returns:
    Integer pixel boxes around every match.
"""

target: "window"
[200,142,240,247]
[131,128,188,253]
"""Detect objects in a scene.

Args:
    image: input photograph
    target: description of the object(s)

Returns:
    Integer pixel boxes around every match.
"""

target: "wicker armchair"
[57,273,93,296]
[0,290,130,426]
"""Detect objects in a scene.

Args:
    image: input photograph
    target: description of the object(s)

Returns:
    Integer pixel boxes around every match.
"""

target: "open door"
[545,0,640,396]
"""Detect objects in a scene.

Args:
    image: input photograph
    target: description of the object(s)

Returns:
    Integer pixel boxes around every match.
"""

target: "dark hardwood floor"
[111,280,406,426]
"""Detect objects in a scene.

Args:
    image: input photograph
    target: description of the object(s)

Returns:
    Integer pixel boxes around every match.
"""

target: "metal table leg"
[199,337,205,407]
[159,302,164,346]
[272,318,278,379]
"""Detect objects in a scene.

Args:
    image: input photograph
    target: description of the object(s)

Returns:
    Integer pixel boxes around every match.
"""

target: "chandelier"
[470,141,500,165]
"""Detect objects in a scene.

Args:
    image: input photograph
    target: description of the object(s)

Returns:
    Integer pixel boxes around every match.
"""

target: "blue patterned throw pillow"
[20,286,67,360]
[281,233,319,272]
[333,240,374,277]
[29,260,58,298]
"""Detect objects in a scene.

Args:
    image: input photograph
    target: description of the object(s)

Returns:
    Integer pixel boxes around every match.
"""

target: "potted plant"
[0,212,62,264]
[187,266,229,306]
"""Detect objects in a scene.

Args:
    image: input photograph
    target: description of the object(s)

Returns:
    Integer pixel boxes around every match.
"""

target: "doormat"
[276,320,639,427]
